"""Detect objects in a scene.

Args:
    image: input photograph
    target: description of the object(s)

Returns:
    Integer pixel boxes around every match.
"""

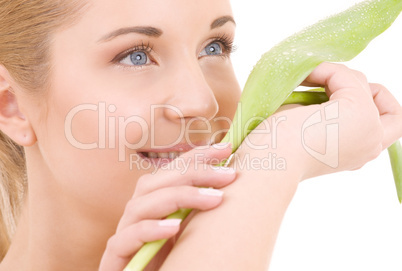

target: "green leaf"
[221,0,402,152]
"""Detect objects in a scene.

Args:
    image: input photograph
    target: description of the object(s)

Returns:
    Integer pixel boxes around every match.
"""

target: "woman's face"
[27,0,240,222]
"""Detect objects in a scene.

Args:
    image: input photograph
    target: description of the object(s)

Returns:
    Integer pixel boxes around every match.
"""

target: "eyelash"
[112,34,236,67]
[111,41,154,64]
[211,34,236,56]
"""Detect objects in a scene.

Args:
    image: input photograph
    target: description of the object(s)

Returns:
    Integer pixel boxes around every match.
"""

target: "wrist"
[232,102,343,182]
[233,113,306,183]
[274,103,343,180]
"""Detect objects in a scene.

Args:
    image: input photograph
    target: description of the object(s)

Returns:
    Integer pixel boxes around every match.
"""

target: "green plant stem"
[123,208,192,271]
[388,141,402,203]
[282,89,328,105]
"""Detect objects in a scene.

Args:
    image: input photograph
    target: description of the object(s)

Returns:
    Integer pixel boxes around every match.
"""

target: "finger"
[117,186,224,232]
[134,163,235,198]
[99,219,181,271]
[175,142,233,166]
[369,83,402,116]
[299,81,324,88]
[369,83,402,148]
[380,114,402,149]
[134,144,235,197]
[303,62,372,101]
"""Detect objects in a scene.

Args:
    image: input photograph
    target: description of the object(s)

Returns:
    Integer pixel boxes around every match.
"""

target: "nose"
[163,59,219,122]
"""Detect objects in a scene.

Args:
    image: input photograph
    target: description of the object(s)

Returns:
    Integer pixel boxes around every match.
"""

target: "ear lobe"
[0,66,37,147]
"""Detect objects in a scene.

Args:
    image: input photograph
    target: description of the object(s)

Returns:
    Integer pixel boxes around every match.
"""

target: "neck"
[0,146,117,271]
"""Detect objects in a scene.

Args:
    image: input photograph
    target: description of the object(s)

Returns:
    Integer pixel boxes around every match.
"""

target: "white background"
[230,0,402,270]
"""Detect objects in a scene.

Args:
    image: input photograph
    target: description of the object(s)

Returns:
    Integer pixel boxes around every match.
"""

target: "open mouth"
[137,150,189,168]
[139,151,186,160]
[136,142,213,167]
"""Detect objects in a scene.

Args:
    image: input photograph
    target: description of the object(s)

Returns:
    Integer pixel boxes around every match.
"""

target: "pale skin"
[0,0,401,271]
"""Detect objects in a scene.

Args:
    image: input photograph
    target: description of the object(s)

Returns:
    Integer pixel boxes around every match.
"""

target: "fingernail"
[212,142,231,150]
[158,219,182,227]
[198,188,224,197]
[212,166,236,174]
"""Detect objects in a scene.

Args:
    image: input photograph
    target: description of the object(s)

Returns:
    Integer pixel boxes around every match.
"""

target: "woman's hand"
[98,144,236,271]
[237,62,402,180]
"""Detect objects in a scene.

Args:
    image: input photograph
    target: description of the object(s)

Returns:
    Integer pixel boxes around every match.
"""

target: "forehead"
[80,0,233,36]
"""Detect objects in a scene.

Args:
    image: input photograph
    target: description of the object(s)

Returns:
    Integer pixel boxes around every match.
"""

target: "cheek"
[39,101,138,196]
[35,83,157,217]
[66,103,151,153]
[35,101,154,224]
[68,106,100,145]
[47,63,156,157]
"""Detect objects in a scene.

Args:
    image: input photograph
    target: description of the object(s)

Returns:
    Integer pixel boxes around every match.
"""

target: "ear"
[0,65,37,146]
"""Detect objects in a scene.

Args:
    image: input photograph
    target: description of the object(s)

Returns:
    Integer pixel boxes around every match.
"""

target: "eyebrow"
[98,26,163,42]
[211,15,236,29]
[98,15,236,43]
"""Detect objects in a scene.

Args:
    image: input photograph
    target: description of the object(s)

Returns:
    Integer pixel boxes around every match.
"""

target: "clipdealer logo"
[301,101,339,168]
[63,101,339,169]
[63,102,287,163]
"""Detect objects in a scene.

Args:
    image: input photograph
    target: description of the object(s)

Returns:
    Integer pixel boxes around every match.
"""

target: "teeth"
[157,152,169,158]
[143,151,184,159]
[148,152,158,158]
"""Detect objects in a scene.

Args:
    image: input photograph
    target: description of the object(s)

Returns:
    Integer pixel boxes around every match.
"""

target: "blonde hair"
[0,0,88,261]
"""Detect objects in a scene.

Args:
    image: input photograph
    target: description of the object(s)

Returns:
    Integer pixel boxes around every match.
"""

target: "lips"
[137,150,189,168]
[136,142,211,166]
[140,151,186,159]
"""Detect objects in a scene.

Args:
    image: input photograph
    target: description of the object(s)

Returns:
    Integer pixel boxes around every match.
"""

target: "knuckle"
[123,198,140,219]
[373,119,384,139]
[176,187,195,205]
[134,174,152,194]
[135,220,148,233]
[376,124,384,141]
[137,174,150,186]
[105,235,119,254]
[187,170,199,187]
[353,70,368,83]
[134,177,145,192]
[368,122,383,145]
[369,144,382,161]
[370,82,385,90]
[366,130,383,160]
[369,83,388,98]
[393,101,402,115]
[336,63,348,70]
[170,165,195,185]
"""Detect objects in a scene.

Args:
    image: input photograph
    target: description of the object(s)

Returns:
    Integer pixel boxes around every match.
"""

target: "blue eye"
[120,51,149,66]
[200,42,223,57]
